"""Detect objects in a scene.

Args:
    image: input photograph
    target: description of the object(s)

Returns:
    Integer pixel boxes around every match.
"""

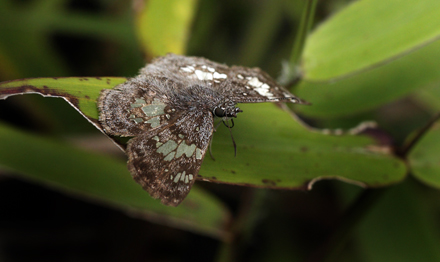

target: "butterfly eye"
[213,107,226,117]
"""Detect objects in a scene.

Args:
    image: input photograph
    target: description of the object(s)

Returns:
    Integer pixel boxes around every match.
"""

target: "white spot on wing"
[196,148,203,160]
[145,116,160,128]
[213,72,227,79]
[247,77,275,99]
[180,65,195,72]
[174,173,181,183]
[175,142,196,158]
[195,70,213,80]
[142,103,166,117]
[247,77,263,88]
[157,140,178,155]
[164,152,175,161]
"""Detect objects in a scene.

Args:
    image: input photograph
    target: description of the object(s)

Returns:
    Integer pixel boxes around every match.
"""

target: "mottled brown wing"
[223,66,309,104]
[141,53,308,104]
[140,53,231,91]
[127,109,213,206]
[98,78,181,137]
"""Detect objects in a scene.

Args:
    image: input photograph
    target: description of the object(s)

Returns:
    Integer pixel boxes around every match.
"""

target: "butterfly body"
[98,54,307,206]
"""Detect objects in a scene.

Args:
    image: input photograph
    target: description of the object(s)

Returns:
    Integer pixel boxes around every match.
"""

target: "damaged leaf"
[0,77,407,194]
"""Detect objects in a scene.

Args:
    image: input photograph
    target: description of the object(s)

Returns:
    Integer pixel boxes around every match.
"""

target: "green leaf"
[408,121,440,189]
[0,77,407,191]
[294,0,440,118]
[0,123,230,238]
[0,77,127,120]
[356,181,440,262]
[135,0,199,56]
[295,39,440,118]
[201,103,407,189]
[414,84,440,113]
[302,0,440,81]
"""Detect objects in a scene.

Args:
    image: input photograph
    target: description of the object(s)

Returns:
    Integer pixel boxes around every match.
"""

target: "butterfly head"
[212,102,243,119]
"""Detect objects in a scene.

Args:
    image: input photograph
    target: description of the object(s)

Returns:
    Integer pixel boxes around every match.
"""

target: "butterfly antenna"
[223,119,237,157]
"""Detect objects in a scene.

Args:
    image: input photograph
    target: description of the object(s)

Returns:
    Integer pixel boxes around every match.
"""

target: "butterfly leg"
[222,119,237,157]
[213,120,223,132]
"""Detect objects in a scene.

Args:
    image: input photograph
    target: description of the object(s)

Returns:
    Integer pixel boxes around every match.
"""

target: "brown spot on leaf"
[300,146,308,152]
[231,170,236,174]
[0,84,80,115]
[262,179,277,186]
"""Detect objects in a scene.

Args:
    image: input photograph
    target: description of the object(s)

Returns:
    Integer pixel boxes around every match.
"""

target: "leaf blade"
[135,0,199,56]
[0,123,230,238]
[408,121,440,189]
[303,0,440,80]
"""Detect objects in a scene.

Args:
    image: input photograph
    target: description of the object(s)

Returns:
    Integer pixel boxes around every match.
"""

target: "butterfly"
[98,54,308,206]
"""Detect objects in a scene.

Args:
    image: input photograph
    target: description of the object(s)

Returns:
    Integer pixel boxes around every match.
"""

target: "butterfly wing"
[140,54,230,87]
[142,54,308,104]
[223,66,309,104]
[127,109,213,206]
[98,77,183,137]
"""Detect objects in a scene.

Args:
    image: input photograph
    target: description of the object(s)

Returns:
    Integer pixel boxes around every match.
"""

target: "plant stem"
[281,0,318,86]
[398,112,440,157]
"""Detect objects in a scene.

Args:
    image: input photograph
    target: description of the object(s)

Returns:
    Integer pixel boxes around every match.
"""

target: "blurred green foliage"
[1,0,440,261]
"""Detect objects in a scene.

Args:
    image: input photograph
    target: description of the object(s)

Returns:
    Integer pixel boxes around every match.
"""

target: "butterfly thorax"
[165,84,242,120]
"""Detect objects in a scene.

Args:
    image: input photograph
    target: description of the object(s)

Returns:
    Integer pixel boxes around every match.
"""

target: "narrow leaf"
[0,77,407,192]
[201,103,407,189]
[0,77,127,124]
[303,0,440,80]
[0,123,230,238]
[295,39,440,118]
[408,121,440,189]
[295,0,440,118]
[135,0,199,56]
